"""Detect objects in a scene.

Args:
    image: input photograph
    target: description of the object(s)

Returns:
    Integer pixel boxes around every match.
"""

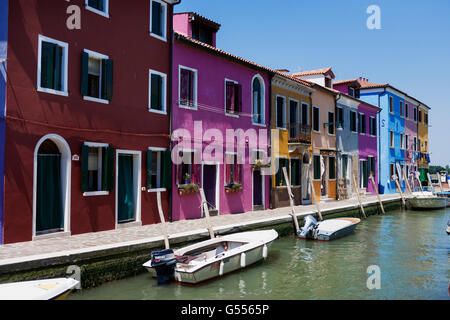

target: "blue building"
[337,78,409,194]
[0,0,7,244]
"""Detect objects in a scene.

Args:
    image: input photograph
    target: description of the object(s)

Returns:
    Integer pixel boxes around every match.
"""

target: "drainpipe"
[268,73,273,209]
[335,93,342,197]
[168,0,182,222]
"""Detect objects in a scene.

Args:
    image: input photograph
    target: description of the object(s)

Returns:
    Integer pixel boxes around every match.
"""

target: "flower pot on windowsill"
[225,183,242,194]
[252,160,271,171]
[178,184,200,196]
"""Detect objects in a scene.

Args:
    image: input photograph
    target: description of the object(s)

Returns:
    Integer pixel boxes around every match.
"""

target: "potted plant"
[225,182,242,193]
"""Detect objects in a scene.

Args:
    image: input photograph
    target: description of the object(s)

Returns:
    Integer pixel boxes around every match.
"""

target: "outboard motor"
[298,215,319,238]
[150,249,177,285]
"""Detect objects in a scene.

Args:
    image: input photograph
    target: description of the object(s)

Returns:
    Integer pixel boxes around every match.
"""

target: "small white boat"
[0,278,79,300]
[407,187,447,210]
[298,215,361,241]
[436,191,450,207]
[143,230,278,285]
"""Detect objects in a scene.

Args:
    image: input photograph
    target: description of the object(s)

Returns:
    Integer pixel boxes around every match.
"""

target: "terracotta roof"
[174,32,313,89]
[291,67,335,79]
[334,78,430,109]
[175,12,221,30]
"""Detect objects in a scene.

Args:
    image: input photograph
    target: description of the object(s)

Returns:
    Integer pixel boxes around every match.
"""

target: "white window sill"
[83,191,110,197]
[150,32,167,42]
[85,6,110,18]
[149,108,167,115]
[252,122,266,128]
[276,127,287,131]
[37,87,68,97]
[225,112,240,118]
[148,188,167,193]
[179,104,198,111]
[83,96,110,104]
[116,221,142,229]
[33,231,71,241]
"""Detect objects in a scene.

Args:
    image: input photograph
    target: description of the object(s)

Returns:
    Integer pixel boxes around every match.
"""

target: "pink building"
[171,13,272,221]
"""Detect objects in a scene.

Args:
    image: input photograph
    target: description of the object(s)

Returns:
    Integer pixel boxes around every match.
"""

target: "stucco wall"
[171,40,271,221]
[358,103,378,194]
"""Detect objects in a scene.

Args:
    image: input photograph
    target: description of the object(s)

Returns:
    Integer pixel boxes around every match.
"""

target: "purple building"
[171,13,272,221]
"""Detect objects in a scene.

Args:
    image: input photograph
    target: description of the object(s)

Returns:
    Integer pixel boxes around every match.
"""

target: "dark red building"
[2,0,179,244]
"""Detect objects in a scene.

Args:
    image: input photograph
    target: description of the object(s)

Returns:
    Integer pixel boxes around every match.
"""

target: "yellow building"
[270,73,314,208]
[417,104,430,183]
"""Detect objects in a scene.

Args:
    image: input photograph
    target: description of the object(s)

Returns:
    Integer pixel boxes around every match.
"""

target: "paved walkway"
[0,194,401,266]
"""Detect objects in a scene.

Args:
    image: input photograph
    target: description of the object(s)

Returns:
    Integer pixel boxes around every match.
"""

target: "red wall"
[4,0,173,243]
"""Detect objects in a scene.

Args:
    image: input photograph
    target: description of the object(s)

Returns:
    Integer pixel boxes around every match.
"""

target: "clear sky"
[175,0,450,166]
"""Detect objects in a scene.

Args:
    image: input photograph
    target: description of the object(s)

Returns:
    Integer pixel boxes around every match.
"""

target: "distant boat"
[0,278,79,300]
[143,230,278,285]
[297,215,361,241]
[407,187,447,210]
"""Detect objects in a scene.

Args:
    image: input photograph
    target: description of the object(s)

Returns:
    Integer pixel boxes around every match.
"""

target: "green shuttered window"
[147,149,171,190]
[313,155,321,180]
[81,144,114,193]
[81,51,113,101]
[149,71,166,113]
[40,40,65,92]
[275,158,288,187]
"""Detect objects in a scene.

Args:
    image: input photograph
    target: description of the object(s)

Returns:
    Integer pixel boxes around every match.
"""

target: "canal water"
[69,208,449,300]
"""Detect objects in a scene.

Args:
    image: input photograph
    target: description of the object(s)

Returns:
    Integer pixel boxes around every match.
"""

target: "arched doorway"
[33,134,71,238]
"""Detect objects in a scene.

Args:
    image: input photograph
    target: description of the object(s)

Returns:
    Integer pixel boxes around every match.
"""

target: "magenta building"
[171,13,272,221]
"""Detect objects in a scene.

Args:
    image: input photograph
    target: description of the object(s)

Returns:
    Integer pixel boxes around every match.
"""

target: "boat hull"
[407,197,447,210]
[298,218,360,241]
[0,278,79,300]
[144,230,278,285]
[437,192,450,207]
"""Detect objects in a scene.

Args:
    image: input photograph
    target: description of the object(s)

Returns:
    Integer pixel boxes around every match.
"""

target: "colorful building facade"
[417,104,430,183]
[333,80,380,195]
[1,0,178,244]
[270,73,314,208]
[404,99,418,186]
[0,0,8,244]
[293,69,337,201]
[171,13,271,221]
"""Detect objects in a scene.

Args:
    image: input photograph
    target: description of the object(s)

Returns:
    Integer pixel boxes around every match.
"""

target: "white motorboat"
[407,187,447,210]
[0,278,79,300]
[436,191,450,207]
[298,215,361,241]
[143,230,278,285]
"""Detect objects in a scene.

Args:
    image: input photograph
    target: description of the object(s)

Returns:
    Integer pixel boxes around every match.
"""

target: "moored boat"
[297,215,361,241]
[436,191,450,207]
[407,187,447,210]
[0,278,79,300]
[143,230,278,285]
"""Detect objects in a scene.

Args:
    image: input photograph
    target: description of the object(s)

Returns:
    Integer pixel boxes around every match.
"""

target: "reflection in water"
[70,208,450,300]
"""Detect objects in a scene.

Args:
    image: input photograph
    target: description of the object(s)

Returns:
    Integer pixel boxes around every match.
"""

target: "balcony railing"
[287,123,311,144]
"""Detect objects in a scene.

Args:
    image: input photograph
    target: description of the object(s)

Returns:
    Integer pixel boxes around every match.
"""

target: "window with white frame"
[225,79,242,115]
[179,66,198,109]
[389,96,394,114]
[86,0,109,18]
[276,95,286,129]
[81,142,114,195]
[405,134,409,150]
[225,153,242,186]
[328,111,335,135]
[252,76,265,125]
[390,131,394,148]
[150,0,167,41]
[400,101,404,117]
[369,116,376,136]
[301,103,309,126]
[400,133,404,149]
[149,70,167,114]
[37,35,68,96]
[147,147,170,191]
[312,106,320,132]
[81,49,113,103]
[350,110,357,132]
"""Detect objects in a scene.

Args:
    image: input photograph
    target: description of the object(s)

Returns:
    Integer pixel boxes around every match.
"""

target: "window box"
[225,183,242,194]
[178,183,200,195]
[251,159,271,171]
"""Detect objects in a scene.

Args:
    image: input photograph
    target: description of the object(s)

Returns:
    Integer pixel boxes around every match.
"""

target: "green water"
[69,208,450,300]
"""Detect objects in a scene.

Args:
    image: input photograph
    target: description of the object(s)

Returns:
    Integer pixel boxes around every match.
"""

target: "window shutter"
[81,52,89,96]
[41,41,56,89]
[180,69,189,105]
[81,145,89,193]
[53,45,63,91]
[189,70,195,107]
[162,150,172,190]
[146,150,152,190]
[102,59,114,101]
[225,82,233,113]
[152,1,162,36]
[236,84,242,113]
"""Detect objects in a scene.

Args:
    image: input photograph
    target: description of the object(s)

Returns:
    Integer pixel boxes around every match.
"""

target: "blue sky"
[175,0,450,166]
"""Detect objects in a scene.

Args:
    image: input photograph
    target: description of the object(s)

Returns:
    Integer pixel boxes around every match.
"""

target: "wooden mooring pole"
[200,188,216,240]
[309,176,323,221]
[393,176,406,207]
[156,191,170,250]
[403,168,412,195]
[282,167,300,234]
[370,175,385,214]
[352,175,366,219]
